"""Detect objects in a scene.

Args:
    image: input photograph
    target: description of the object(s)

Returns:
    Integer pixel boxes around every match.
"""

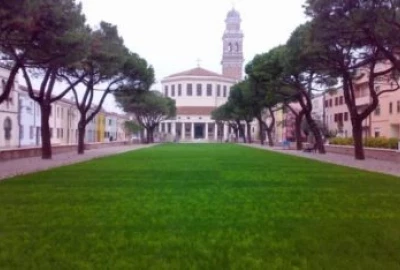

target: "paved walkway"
[243,144,400,177]
[0,144,155,181]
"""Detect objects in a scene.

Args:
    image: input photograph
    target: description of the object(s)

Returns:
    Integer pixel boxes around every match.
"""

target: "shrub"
[330,137,353,145]
[388,138,399,150]
[329,137,399,149]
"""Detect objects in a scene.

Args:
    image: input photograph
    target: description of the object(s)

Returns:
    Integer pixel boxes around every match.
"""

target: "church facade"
[159,9,244,141]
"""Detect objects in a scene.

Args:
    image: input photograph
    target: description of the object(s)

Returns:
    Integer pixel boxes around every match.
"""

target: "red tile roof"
[177,106,216,115]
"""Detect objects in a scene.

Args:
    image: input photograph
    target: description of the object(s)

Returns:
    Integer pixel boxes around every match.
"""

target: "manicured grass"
[0,144,400,269]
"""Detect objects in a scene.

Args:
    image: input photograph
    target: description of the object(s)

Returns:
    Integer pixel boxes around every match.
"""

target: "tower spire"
[221,8,244,81]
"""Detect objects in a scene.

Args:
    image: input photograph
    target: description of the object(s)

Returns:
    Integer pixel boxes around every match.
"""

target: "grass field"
[0,144,400,269]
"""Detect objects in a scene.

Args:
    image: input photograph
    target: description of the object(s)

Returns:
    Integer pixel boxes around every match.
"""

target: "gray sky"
[22,0,307,113]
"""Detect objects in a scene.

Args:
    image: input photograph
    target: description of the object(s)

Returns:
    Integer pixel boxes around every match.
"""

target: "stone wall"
[0,141,130,161]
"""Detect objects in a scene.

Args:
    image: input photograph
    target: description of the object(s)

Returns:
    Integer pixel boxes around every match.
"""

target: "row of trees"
[213,0,400,160]
[0,0,155,159]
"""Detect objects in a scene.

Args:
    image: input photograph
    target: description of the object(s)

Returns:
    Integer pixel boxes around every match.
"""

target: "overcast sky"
[22,0,308,113]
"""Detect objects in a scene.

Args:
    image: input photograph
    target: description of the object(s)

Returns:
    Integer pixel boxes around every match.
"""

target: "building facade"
[0,64,128,149]
[221,9,244,80]
[18,88,41,147]
[0,66,19,149]
[159,9,244,142]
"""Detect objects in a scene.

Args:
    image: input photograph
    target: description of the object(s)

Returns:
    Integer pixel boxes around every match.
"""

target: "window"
[178,84,182,96]
[389,102,393,114]
[109,119,112,126]
[171,85,175,97]
[374,105,381,116]
[398,101,400,113]
[187,84,192,96]
[217,85,221,97]
[20,125,24,140]
[324,100,328,107]
[223,86,227,97]
[57,128,60,139]
[30,126,34,139]
[61,108,64,119]
[344,112,349,122]
[228,43,232,52]
[335,97,338,106]
[61,128,64,139]
[164,85,169,96]
[196,84,202,96]
[339,96,344,105]
[207,84,212,96]
[329,99,332,107]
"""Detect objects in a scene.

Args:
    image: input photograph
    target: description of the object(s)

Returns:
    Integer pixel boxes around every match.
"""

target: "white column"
[223,124,228,141]
[214,123,218,141]
[191,122,195,140]
[158,123,162,133]
[181,122,185,140]
[172,122,176,136]
[205,122,209,140]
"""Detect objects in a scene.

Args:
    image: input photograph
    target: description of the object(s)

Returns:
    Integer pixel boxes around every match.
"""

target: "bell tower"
[221,8,244,81]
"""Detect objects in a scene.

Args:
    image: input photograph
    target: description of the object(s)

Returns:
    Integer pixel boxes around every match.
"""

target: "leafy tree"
[277,24,338,154]
[211,102,240,142]
[115,90,176,143]
[228,82,257,143]
[304,0,400,159]
[246,48,290,147]
[124,120,143,134]
[18,0,89,159]
[0,0,61,104]
[62,22,154,154]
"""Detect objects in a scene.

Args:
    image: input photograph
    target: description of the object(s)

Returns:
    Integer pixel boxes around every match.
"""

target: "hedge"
[330,137,399,150]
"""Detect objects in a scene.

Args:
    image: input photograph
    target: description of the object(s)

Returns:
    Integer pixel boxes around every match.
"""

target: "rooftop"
[167,67,226,79]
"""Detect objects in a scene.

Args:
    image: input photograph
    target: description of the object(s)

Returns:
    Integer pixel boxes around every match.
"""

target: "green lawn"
[0,144,400,269]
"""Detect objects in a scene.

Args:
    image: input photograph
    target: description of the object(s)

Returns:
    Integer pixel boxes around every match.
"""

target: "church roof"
[167,67,225,78]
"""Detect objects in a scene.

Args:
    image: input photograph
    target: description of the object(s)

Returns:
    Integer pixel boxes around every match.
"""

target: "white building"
[18,88,41,146]
[312,94,325,123]
[0,66,19,149]
[160,8,244,141]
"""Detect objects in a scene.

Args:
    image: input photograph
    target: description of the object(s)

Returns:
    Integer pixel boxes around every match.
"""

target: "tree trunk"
[246,122,252,144]
[149,127,155,143]
[295,112,304,151]
[40,104,52,159]
[257,117,265,145]
[238,123,246,143]
[77,120,86,155]
[304,112,326,154]
[352,119,365,160]
[266,128,274,147]
[145,128,151,144]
